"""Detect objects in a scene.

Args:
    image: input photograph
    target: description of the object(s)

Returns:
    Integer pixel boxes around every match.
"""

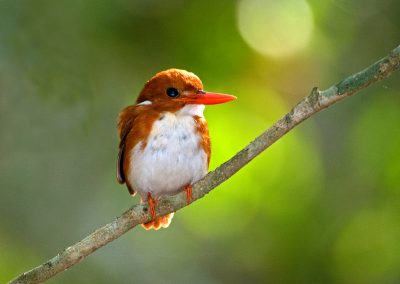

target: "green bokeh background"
[1,0,400,283]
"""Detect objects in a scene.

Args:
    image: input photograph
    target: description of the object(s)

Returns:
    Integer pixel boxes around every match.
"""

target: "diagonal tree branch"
[9,45,400,284]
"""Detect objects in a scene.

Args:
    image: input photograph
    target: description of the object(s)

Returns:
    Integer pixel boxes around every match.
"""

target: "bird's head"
[136,69,236,110]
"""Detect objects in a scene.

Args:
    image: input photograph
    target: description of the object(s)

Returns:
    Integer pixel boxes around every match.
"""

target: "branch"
[9,45,400,284]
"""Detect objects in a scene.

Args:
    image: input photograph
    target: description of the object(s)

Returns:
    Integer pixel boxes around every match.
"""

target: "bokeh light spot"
[237,0,314,58]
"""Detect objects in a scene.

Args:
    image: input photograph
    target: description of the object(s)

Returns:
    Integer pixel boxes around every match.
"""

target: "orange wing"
[117,105,139,195]
[194,115,211,167]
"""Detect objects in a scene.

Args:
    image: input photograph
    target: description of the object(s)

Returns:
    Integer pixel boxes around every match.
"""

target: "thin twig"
[9,45,400,284]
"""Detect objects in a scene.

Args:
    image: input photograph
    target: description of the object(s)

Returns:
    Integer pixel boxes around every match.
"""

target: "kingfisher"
[117,69,236,230]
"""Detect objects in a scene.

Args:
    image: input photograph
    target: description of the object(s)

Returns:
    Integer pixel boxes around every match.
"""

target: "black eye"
[166,87,179,98]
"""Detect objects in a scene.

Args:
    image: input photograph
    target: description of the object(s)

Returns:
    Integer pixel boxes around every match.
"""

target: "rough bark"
[9,45,400,284]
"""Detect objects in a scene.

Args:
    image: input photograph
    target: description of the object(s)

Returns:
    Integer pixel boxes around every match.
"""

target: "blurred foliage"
[1,0,400,283]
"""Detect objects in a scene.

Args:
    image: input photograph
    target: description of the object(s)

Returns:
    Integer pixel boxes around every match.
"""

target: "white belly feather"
[128,105,208,198]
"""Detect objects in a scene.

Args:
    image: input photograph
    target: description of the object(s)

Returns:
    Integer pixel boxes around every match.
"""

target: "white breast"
[128,105,208,198]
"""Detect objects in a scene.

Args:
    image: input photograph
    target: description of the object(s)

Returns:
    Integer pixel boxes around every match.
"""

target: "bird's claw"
[147,192,157,220]
[184,185,193,204]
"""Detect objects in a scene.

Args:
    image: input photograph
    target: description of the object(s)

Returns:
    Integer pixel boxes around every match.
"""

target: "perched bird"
[117,69,236,230]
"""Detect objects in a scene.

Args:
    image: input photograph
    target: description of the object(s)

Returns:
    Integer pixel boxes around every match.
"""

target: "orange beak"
[179,90,237,105]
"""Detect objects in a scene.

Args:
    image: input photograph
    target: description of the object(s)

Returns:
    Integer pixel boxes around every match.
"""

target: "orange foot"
[147,192,157,220]
[184,184,193,204]
[142,193,174,230]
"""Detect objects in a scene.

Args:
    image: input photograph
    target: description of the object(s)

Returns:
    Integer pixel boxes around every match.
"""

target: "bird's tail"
[141,213,174,230]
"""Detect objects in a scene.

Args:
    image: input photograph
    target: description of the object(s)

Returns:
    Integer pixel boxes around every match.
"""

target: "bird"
[116,68,236,230]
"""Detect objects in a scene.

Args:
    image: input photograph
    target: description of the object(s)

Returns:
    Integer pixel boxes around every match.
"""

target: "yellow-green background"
[1,0,400,283]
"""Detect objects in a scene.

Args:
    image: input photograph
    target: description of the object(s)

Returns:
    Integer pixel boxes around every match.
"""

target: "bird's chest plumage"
[128,108,208,198]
